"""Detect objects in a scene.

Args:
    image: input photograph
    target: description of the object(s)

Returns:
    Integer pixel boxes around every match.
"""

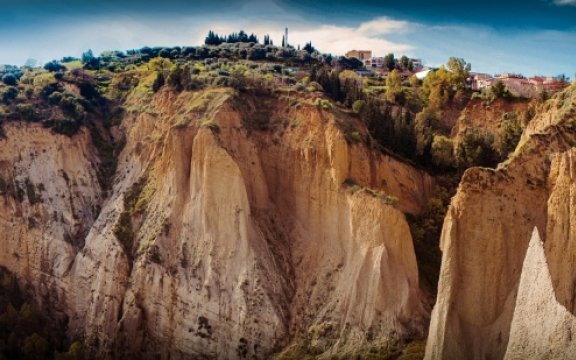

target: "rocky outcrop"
[504,228,576,360]
[0,122,102,322]
[426,85,576,360]
[450,97,534,140]
[0,88,433,358]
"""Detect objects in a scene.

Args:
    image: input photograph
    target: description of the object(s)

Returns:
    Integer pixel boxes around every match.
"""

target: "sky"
[0,0,575,77]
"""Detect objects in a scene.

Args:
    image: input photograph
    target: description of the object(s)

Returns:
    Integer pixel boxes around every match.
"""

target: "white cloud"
[289,24,413,56]
[553,0,576,5]
[356,17,413,36]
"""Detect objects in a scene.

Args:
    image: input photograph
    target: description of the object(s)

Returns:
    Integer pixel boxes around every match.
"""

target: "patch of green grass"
[315,98,333,111]
[62,60,83,70]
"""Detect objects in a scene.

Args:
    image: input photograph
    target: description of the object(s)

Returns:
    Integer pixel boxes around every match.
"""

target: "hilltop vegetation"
[0,31,545,175]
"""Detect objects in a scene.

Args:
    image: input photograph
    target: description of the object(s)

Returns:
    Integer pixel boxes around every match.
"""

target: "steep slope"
[450,97,534,140]
[504,228,576,359]
[0,122,102,321]
[0,87,433,359]
[425,84,576,359]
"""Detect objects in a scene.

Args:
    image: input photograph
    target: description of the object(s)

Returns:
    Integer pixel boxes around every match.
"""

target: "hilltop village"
[345,48,567,98]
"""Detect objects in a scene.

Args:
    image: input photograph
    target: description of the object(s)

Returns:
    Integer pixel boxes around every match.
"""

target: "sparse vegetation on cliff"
[0,267,84,360]
[113,176,154,258]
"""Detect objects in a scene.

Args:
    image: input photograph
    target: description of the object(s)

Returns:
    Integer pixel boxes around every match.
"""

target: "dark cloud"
[0,0,244,27]
[2,0,575,30]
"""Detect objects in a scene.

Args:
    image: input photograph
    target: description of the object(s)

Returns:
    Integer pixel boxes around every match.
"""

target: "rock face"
[426,85,576,359]
[0,88,432,358]
[450,97,534,140]
[504,228,576,360]
[0,122,102,322]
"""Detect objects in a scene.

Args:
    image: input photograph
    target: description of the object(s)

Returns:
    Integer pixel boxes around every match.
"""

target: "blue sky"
[0,0,575,77]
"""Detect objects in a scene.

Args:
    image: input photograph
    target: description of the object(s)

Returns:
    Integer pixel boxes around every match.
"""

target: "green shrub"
[173,116,192,128]
[348,131,362,143]
[315,98,332,110]
[497,113,522,160]
[113,211,133,256]
[384,195,399,206]
[2,73,17,86]
[152,73,165,92]
[14,104,38,121]
[1,86,18,103]
[307,81,323,92]
[456,128,497,168]
[43,118,81,136]
[431,134,454,168]
[352,99,366,113]
[47,91,63,105]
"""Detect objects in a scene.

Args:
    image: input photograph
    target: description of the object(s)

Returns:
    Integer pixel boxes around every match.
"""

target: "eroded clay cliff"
[0,87,433,359]
[426,84,576,360]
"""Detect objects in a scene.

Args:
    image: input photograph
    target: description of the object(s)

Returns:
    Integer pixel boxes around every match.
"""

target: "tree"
[43,60,66,72]
[81,49,94,63]
[303,41,316,54]
[167,66,183,91]
[204,30,223,45]
[497,113,522,159]
[238,30,248,42]
[447,57,471,75]
[490,80,510,98]
[81,49,99,69]
[400,55,410,70]
[386,69,403,103]
[263,34,271,46]
[1,86,18,103]
[384,53,396,71]
[335,56,363,70]
[456,128,497,168]
[247,33,258,43]
[415,107,437,158]
[2,73,17,86]
[447,57,471,91]
[158,48,170,58]
[409,74,420,88]
[422,66,464,110]
[431,135,454,168]
[342,77,362,107]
